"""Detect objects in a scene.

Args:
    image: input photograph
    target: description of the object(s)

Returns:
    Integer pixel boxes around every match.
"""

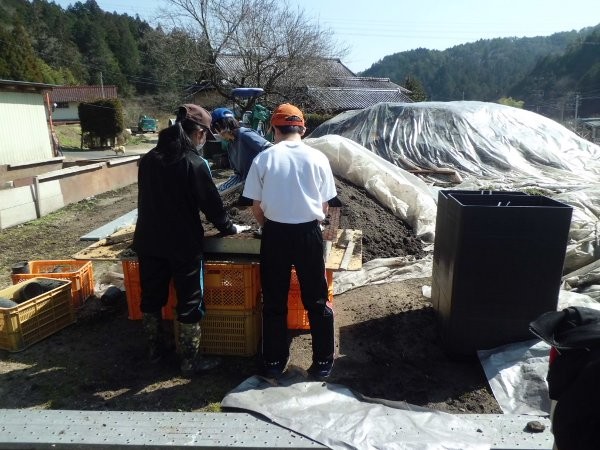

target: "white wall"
[52,103,79,122]
[0,91,53,165]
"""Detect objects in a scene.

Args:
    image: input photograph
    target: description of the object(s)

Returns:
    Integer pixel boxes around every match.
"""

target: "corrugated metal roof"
[50,85,118,102]
[306,87,413,111]
[0,79,55,90]
[581,118,600,127]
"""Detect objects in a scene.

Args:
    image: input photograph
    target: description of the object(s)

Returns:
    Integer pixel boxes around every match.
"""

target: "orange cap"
[270,103,305,127]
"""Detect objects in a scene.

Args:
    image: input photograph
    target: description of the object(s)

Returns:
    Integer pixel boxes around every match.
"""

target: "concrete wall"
[0,157,65,185]
[0,156,139,230]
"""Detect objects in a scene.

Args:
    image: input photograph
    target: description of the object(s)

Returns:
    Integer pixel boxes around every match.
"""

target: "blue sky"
[55,0,599,73]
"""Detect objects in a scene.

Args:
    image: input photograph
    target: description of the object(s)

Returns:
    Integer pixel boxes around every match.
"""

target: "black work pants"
[260,219,334,364]
[138,254,206,324]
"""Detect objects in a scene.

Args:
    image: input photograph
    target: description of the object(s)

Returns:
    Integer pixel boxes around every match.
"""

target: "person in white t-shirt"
[243,103,337,381]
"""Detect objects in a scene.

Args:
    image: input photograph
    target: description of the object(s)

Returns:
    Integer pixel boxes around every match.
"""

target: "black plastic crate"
[432,192,572,357]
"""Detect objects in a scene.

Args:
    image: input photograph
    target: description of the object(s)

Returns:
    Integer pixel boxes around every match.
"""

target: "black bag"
[530,306,600,450]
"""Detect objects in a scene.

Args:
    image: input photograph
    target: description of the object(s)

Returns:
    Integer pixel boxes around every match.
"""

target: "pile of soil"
[0,171,500,414]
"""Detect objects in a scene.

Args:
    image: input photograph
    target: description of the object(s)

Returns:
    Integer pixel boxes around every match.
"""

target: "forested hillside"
[509,28,600,118]
[0,0,190,103]
[361,26,600,118]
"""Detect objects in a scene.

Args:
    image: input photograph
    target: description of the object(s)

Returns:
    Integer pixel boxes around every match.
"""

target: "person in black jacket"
[132,104,247,377]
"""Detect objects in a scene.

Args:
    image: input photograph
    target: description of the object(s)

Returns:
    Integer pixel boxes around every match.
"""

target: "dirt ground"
[0,170,501,414]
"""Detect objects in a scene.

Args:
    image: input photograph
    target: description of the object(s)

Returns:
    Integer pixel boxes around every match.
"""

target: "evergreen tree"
[2,22,45,82]
[404,76,427,102]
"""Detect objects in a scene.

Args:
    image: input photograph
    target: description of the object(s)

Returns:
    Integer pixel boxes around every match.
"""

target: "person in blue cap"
[210,107,272,199]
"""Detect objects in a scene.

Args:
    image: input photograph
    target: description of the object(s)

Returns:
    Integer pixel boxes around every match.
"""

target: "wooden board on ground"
[73,224,135,261]
[326,229,362,271]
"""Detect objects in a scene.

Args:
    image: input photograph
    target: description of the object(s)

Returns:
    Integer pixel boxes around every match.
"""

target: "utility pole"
[575,93,580,121]
[100,72,105,98]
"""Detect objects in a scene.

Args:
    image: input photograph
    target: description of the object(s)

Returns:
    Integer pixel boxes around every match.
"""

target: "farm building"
[0,79,57,166]
[49,85,118,123]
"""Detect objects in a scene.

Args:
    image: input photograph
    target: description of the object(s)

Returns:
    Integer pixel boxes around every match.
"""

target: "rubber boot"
[177,322,221,376]
[142,312,164,363]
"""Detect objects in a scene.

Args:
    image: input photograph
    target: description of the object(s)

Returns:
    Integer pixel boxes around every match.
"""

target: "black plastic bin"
[431,192,573,357]
[431,190,527,312]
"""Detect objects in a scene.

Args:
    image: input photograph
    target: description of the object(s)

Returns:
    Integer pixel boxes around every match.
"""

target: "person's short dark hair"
[213,117,240,133]
[273,125,304,135]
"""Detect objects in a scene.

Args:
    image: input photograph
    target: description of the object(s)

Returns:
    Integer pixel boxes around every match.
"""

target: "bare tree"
[160,0,348,110]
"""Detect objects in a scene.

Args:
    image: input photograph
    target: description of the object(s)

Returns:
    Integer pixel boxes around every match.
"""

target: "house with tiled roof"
[49,85,118,123]
[309,76,412,112]
[188,55,412,114]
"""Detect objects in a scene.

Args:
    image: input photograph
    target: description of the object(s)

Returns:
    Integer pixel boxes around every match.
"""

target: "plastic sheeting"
[305,134,437,241]
[333,254,432,296]
[309,101,600,186]
[222,372,491,450]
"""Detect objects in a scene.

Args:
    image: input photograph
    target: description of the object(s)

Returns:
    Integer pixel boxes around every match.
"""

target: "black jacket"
[132,147,235,258]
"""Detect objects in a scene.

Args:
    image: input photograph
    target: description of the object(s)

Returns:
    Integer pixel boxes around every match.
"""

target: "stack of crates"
[198,262,262,356]
[122,258,262,356]
[0,278,75,352]
[11,260,95,308]
[287,267,334,330]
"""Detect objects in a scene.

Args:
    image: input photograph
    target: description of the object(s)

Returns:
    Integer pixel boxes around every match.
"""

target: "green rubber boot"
[142,312,164,363]
[177,322,221,376]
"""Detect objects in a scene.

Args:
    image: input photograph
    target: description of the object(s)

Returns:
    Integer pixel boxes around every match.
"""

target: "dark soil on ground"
[0,170,500,414]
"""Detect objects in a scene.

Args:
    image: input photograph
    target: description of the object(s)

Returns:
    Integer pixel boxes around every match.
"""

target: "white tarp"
[222,372,491,450]
[309,101,600,186]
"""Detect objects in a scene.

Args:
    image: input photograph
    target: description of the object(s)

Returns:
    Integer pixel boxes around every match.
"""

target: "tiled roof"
[50,85,118,102]
[327,76,410,93]
[306,86,413,111]
[216,54,356,84]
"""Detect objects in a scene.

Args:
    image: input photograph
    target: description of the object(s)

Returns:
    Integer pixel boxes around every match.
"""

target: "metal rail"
[0,409,553,449]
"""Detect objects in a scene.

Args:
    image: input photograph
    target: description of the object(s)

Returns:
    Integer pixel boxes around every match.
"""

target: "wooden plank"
[326,229,362,271]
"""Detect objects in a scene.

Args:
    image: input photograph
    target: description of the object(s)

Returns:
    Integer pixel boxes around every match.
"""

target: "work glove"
[253,226,263,238]
[232,224,251,234]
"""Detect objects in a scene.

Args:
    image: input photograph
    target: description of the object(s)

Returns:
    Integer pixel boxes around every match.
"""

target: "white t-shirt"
[243,140,337,224]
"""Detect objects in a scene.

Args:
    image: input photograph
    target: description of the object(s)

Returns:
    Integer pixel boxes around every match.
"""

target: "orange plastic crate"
[203,263,261,310]
[287,268,334,330]
[11,260,94,308]
[123,260,260,320]
[122,259,177,320]
[0,278,75,352]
